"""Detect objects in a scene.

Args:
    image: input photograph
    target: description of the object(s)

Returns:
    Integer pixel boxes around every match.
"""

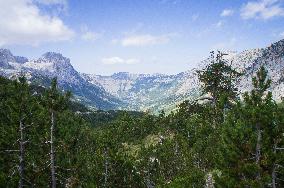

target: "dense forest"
[1,52,284,187]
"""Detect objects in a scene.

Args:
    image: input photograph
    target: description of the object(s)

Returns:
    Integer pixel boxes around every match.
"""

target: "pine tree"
[243,66,273,183]
[272,102,284,187]
[43,78,70,188]
[15,77,31,188]
[217,66,284,187]
[197,51,240,106]
[0,76,39,187]
[197,51,241,125]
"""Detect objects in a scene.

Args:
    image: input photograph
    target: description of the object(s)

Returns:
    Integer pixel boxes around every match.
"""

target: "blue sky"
[0,0,284,75]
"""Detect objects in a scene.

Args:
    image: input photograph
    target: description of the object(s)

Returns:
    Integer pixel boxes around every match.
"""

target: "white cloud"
[33,0,68,7]
[34,0,67,6]
[121,34,171,47]
[81,32,100,42]
[0,0,74,46]
[280,31,284,38]
[191,14,199,21]
[80,25,101,42]
[221,9,234,17]
[111,39,119,45]
[160,0,180,5]
[215,20,224,28]
[102,57,140,65]
[241,0,284,20]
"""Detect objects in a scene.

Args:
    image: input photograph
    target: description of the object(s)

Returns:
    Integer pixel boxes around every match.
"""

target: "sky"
[0,0,284,75]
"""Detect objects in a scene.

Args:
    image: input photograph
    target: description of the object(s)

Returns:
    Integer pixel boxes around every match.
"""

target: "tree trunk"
[205,172,214,188]
[175,140,178,155]
[18,118,24,188]
[255,123,262,180]
[272,164,276,188]
[272,143,277,188]
[50,110,56,188]
[104,148,108,188]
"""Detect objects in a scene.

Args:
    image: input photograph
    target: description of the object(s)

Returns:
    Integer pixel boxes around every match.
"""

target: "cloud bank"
[0,0,74,46]
[241,0,284,20]
[221,9,234,17]
[102,57,140,65]
[121,34,171,47]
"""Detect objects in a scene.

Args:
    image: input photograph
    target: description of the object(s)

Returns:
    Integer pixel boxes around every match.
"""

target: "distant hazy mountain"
[1,39,284,112]
[81,71,200,112]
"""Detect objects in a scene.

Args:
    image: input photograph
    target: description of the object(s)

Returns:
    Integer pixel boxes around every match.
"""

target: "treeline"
[0,52,284,187]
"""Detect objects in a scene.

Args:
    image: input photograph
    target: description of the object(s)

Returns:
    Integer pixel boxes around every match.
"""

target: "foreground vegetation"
[1,52,284,187]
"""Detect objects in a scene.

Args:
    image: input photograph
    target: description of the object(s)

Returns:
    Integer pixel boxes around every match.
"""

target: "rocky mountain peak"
[40,52,71,67]
[264,39,284,58]
[0,49,13,58]
[0,49,29,65]
[34,52,74,72]
[42,52,67,61]
[14,56,28,64]
[0,49,15,68]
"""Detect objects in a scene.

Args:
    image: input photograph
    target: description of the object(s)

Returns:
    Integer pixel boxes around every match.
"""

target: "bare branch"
[0,150,20,153]
[195,96,214,102]
[8,165,18,178]
[276,177,284,182]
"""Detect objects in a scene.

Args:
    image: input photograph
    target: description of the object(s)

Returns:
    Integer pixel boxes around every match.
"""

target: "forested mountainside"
[1,52,284,187]
[1,39,284,113]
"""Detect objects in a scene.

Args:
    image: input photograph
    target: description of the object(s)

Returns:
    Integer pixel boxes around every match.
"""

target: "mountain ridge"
[1,39,284,112]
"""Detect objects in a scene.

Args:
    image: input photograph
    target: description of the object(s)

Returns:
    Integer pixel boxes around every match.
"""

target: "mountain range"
[1,39,284,112]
